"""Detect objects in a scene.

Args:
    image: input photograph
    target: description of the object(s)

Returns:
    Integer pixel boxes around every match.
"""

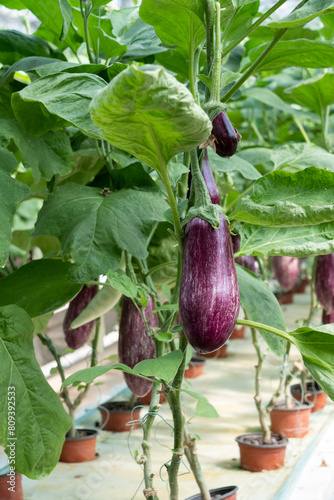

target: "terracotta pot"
[59,428,98,463]
[184,485,238,500]
[138,387,165,405]
[0,472,23,500]
[99,401,141,432]
[230,325,245,339]
[184,358,206,379]
[236,433,288,472]
[270,402,313,437]
[278,292,294,305]
[290,382,327,412]
[217,345,228,358]
[292,283,306,294]
[198,344,227,358]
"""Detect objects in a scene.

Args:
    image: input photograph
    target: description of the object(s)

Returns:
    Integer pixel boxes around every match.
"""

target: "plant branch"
[205,0,215,102]
[184,427,210,500]
[251,328,271,440]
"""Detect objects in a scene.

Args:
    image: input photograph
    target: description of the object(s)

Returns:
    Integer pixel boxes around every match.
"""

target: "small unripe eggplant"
[201,149,220,204]
[210,111,240,158]
[118,294,157,397]
[273,256,299,292]
[180,214,240,354]
[232,234,256,273]
[322,309,334,324]
[63,284,98,350]
[315,254,334,314]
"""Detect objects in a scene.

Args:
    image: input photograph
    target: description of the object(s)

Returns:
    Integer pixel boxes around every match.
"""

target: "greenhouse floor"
[20,290,334,499]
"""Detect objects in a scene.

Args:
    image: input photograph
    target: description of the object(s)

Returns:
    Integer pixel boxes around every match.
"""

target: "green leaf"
[94,27,127,59]
[194,399,219,418]
[133,350,183,382]
[152,304,179,313]
[0,260,82,317]
[271,143,334,172]
[90,65,212,172]
[237,222,334,257]
[31,312,53,334]
[0,100,74,182]
[236,265,286,356]
[285,73,334,115]
[20,0,73,42]
[33,181,168,281]
[244,40,334,72]
[285,324,334,401]
[0,149,18,174]
[232,167,334,227]
[34,61,106,78]
[207,147,261,180]
[0,56,67,86]
[0,30,65,65]
[59,0,73,41]
[155,332,173,342]
[107,269,138,299]
[0,172,29,266]
[268,0,334,28]
[242,87,299,115]
[11,73,106,138]
[0,305,72,478]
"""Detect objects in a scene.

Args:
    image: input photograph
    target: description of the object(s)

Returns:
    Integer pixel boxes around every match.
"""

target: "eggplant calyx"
[182,204,226,230]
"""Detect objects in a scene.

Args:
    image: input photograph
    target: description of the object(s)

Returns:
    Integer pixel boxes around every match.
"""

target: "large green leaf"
[242,87,300,115]
[236,265,286,357]
[0,149,18,174]
[0,172,29,266]
[236,223,334,257]
[90,65,212,172]
[271,143,334,171]
[0,30,65,65]
[0,260,82,317]
[0,305,72,478]
[59,0,73,41]
[285,73,334,115]
[33,176,168,281]
[269,0,334,28]
[244,40,334,72]
[20,0,71,42]
[0,99,74,182]
[0,57,67,86]
[11,73,106,138]
[207,148,260,180]
[232,167,334,227]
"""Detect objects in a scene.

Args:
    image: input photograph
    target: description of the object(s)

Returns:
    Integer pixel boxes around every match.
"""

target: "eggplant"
[179,214,240,354]
[322,309,334,324]
[210,111,240,158]
[273,256,299,292]
[232,234,256,273]
[118,294,157,397]
[315,254,334,314]
[187,149,220,205]
[63,284,98,350]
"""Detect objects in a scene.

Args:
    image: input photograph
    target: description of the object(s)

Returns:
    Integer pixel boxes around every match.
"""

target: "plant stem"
[205,0,215,102]
[294,117,311,143]
[80,0,95,63]
[226,184,253,212]
[210,2,222,103]
[189,149,212,209]
[306,257,318,326]
[184,427,210,500]
[251,328,271,440]
[158,158,183,250]
[321,106,330,151]
[222,28,289,103]
[267,342,291,410]
[221,0,289,58]
[236,319,290,342]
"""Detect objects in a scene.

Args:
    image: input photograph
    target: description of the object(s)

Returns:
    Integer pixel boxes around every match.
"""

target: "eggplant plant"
[1,0,334,499]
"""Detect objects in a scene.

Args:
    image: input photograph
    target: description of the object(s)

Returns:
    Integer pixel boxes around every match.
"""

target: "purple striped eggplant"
[211,111,240,158]
[187,149,221,205]
[179,214,240,354]
[273,256,299,292]
[118,294,157,397]
[63,284,98,350]
[315,254,334,314]
[232,234,256,273]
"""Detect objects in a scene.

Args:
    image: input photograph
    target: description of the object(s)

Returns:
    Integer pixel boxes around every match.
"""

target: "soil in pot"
[0,472,23,500]
[270,402,313,438]
[59,428,98,463]
[138,387,165,405]
[184,485,238,500]
[290,382,327,412]
[236,433,288,472]
[230,325,245,340]
[99,401,141,432]
[184,357,206,379]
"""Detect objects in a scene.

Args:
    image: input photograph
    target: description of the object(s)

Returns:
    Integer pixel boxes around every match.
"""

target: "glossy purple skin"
[315,254,334,314]
[179,214,240,354]
[211,111,238,158]
[201,149,221,204]
[118,294,157,397]
[232,234,256,273]
[63,284,98,350]
[322,308,334,324]
[273,256,299,292]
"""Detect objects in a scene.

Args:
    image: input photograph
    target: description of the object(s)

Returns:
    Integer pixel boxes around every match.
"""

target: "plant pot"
[138,386,165,405]
[59,428,98,463]
[184,358,206,379]
[290,382,327,412]
[184,485,238,500]
[236,433,288,472]
[230,325,245,339]
[99,401,141,432]
[197,344,227,359]
[292,283,306,294]
[217,345,228,358]
[278,292,294,305]
[270,402,313,437]
[0,472,23,500]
